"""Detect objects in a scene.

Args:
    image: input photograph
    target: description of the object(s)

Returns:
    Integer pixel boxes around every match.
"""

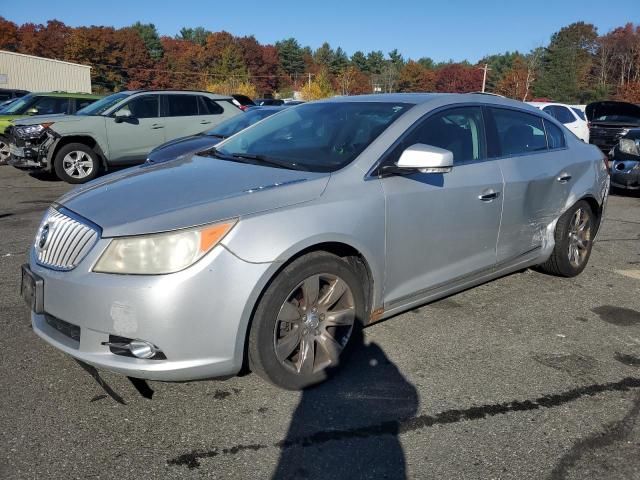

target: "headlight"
[93,220,236,274]
[619,138,640,156]
[14,122,54,138]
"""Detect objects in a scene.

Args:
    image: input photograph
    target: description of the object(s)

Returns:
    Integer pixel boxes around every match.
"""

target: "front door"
[381,106,503,307]
[106,94,165,164]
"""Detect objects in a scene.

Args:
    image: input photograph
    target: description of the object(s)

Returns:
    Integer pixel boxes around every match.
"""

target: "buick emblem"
[38,225,50,249]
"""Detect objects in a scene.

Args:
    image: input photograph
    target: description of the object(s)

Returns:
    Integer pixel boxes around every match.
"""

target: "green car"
[0,92,102,164]
[8,90,240,183]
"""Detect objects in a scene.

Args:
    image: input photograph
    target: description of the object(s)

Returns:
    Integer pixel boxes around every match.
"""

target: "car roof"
[126,89,233,100]
[28,92,103,99]
[319,92,539,110]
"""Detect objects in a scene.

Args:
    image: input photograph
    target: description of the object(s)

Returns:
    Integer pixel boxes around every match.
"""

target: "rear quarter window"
[199,96,224,115]
[544,120,566,149]
[490,108,547,157]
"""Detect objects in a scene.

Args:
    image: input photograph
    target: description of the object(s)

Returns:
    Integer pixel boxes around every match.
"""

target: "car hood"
[146,134,221,164]
[12,114,82,126]
[58,155,330,237]
[586,101,640,124]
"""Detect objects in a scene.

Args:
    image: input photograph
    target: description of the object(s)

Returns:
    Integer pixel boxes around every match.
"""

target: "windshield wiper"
[227,152,305,170]
[204,148,305,170]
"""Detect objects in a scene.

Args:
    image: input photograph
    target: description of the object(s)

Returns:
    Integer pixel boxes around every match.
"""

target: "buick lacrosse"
[22,94,609,390]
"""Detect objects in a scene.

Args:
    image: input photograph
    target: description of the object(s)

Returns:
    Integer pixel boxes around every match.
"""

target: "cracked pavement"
[1,166,639,479]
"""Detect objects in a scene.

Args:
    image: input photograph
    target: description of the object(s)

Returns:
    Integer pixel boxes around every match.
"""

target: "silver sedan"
[21,94,609,390]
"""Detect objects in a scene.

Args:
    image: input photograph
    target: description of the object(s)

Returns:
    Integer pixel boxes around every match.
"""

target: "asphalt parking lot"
[0,166,639,480]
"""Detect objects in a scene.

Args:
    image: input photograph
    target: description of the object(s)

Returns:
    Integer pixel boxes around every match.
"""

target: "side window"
[199,96,224,115]
[389,106,485,165]
[544,120,566,149]
[165,94,199,117]
[116,95,159,119]
[491,108,547,156]
[542,105,557,120]
[552,106,576,124]
[32,97,70,115]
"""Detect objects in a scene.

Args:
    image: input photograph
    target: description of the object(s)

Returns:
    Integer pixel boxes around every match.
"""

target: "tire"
[0,135,10,165]
[53,143,100,184]
[538,200,595,277]
[248,252,366,390]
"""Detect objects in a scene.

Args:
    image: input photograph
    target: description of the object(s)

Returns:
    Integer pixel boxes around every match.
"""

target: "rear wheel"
[248,252,365,390]
[538,200,594,277]
[53,143,100,184]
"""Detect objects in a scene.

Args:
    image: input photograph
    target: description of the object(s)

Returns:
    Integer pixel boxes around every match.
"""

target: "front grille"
[35,208,99,270]
[45,314,81,343]
[590,127,627,151]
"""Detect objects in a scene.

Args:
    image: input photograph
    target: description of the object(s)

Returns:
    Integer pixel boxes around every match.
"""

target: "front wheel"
[538,200,594,277]
[248,252,366,390]
[53,143,100,184]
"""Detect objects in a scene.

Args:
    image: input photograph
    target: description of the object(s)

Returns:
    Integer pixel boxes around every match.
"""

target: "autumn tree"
[435,64,483,92]
[300,69,333,100]
[398,61,436,92]
[0,17,18,51]
[496,56,530,100]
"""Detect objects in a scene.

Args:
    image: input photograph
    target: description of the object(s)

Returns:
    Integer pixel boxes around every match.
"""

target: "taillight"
[240,105,249,111]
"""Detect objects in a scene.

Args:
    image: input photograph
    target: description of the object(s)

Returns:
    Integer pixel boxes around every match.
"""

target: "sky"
[3,0,638,63]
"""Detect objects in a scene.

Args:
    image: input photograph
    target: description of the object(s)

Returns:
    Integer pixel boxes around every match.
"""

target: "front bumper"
[610,159,640,190]
[6,126,56,170]
[29,241,274,381]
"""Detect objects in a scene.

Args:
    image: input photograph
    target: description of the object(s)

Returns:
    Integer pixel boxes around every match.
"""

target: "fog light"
[129,340,157,359]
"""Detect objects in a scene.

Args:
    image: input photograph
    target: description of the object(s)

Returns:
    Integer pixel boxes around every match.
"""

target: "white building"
[0,50,92,93]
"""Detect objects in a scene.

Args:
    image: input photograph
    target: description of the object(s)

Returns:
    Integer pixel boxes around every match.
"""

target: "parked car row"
[0,91,102,164]
[6,90,240,182]
[21,92,609,390]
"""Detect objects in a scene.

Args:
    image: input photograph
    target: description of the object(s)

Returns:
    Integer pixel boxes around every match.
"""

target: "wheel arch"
[236,240,376,375]
[49,135,107,170]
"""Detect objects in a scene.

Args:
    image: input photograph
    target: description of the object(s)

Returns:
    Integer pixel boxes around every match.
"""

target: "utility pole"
[480,63,491,93]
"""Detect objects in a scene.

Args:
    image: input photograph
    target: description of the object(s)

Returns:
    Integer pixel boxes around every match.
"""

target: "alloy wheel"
[62,150,94,179]
[567,207,591,268]
[273,273,355,375]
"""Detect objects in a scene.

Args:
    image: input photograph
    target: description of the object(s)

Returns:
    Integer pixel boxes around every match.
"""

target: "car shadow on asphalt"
[271,328,419,480]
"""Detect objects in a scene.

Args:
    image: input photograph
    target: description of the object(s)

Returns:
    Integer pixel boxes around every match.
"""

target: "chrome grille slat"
[35,208,99,270]
[50,219,73,265]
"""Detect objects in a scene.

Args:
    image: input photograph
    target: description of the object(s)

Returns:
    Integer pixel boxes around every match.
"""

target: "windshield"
[1,94,36,114]
[216,102,410,172]
[206,109,279,138]
[76,92,129,116]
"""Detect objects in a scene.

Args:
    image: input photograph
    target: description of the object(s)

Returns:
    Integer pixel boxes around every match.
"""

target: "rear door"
[488,107,573,263]
[381,106,503,306]
[105,94,165,164]
[161,94,203,140]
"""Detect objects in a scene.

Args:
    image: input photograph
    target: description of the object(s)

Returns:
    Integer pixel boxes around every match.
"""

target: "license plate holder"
[21,264,44,314]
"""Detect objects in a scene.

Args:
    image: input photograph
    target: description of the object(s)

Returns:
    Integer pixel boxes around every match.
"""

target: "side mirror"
[26,107,39,115]
[396,143,453,173]
[114,110,133,123]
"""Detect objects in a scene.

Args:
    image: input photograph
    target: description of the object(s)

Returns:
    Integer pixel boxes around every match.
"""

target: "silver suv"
[8,90,240,183]
[21,94,609,390]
